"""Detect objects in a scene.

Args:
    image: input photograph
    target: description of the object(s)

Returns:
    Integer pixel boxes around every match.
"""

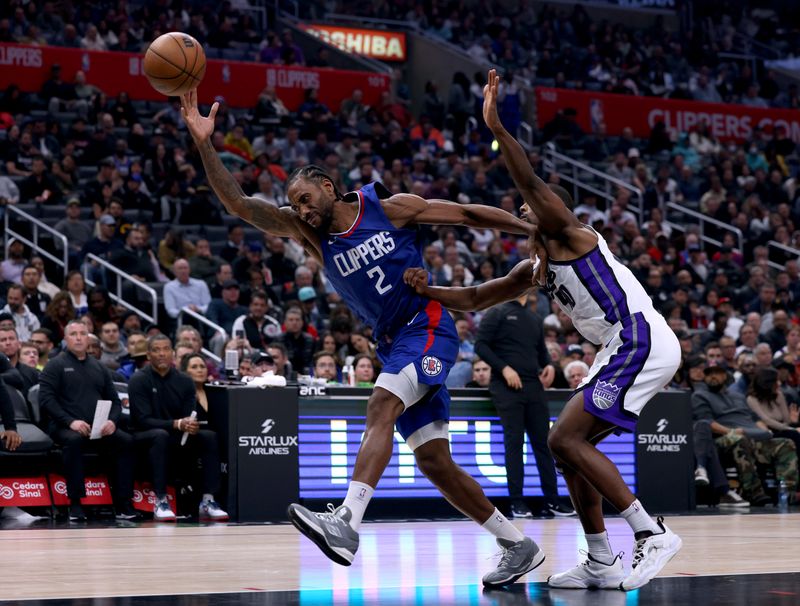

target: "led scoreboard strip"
[297,388,636,499]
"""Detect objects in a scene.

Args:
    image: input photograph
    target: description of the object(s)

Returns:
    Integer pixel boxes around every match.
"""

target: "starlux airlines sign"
[299,24,407,61]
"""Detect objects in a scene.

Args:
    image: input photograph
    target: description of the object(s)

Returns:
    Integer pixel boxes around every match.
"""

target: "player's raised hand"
[180,90,218,143]
[483,69,502,132]
[403,268,430,294]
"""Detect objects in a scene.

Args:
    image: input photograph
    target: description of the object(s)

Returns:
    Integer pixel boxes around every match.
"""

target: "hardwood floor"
[1,513,798,600]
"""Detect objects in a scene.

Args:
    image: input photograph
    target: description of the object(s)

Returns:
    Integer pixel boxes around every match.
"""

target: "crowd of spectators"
[1,1,800,512]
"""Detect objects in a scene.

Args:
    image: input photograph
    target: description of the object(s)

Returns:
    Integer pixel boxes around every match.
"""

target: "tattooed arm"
[182,91,322,261]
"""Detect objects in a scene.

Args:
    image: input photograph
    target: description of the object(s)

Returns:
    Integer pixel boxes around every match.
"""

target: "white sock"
[202,493,214,503]
[482,508,525,543]
[585,531,615,565]
[342,481,374,531]
[620,499,660,535]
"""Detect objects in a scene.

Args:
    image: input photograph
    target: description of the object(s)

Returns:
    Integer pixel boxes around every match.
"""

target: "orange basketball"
[143,32,206,96]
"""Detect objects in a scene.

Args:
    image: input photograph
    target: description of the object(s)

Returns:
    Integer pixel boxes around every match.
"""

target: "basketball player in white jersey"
[404,69,683,591]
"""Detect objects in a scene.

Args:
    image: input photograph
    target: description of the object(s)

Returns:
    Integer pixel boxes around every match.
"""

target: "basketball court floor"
[1,511,798,605]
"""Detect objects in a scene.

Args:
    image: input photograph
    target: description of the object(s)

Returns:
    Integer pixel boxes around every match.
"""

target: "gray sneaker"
[287,503,359,566]
[482,537,546,588]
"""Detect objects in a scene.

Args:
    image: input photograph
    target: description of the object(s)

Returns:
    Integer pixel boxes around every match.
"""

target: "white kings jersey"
[540,228,663,346]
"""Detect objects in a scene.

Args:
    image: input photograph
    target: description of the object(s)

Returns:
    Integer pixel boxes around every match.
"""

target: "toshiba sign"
[300,24,406,61]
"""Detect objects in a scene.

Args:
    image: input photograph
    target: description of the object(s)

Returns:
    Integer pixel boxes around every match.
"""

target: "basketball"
[143,32,206,96]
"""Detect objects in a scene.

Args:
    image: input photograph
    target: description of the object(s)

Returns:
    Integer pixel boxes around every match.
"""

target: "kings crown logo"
[593,380,620,410]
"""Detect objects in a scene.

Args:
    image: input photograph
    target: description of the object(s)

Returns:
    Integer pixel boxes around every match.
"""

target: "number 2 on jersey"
[367,266,393,295]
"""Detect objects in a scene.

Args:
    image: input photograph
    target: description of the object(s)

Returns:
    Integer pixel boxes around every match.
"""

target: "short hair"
[0,325,18,337]
[22,264,39,275]
[250,290,268,303]
[704,341,721,353]
[176,326,200,339]
[64,319,86,333]
[267,342,288,357]
[20,341,38,352]
[32,327,54,342]
[228,224,243,234]
[174,340,194,351]
[563,360,590,379]
[548,184,575,210]
[6,284,23,296]
[285,306,303,318]
[147,334,172,351]
[313,351,337,367]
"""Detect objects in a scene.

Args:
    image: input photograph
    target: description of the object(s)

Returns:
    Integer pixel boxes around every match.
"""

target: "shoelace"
[314,503,346,525]
[630,539,647,569]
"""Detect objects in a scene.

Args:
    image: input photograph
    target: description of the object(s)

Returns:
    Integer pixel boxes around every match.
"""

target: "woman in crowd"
[158,228,196,276]
[180,352,210,424]
[41,291,76,345]
[747,367,800,453]
[65,270,89,317]
[352,353,379,388]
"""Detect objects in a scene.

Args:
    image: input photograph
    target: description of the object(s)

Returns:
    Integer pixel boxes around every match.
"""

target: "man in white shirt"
[0,285,40,342]
[163,258,211,319]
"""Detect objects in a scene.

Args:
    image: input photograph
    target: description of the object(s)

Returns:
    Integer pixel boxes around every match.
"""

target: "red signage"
[0,477,52,507]
[0,43,390,110]
[132,481,177,513]
[535,87,800,143]
[299,24,406,62]
[50,474,113,506]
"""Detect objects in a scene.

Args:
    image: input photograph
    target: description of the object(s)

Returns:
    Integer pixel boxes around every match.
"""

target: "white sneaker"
[547,551,626,589]
[619,517,682,591]
[719,490,750,508]
[694,466,709,486]
[153,499,176,522]
[199,499,229,521]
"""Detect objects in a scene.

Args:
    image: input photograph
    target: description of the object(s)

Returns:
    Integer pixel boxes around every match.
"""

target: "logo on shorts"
[421,355,443,377]
[592,380,620,410]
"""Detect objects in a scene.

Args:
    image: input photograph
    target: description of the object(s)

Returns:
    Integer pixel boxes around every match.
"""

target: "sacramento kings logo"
[592,380,620,410]
[421,355,443,377]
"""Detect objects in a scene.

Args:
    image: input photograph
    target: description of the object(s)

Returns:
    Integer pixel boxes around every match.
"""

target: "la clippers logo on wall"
[421,356,443,377]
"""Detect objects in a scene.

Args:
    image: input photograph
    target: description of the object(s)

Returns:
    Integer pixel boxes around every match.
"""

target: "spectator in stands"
[1,285,40,342]
[118,333,148,381]
[278,307,314,376]
[220,225,245,263]
[99,321,127,371]
[163,258,211,320]
[207,280,248,336]
[109,227,158,282]
[30,328,54,369]
[189,239,224,284]
[128,335,227,522]
[20,264,51,321]
[18,341,38,369]
[563,359,590,390]
[19,156,62,205]
[86,286,116,330]
[0,326,39,395]
[250,350,277,377]
[180,352,211,415]
[40,291,75,346]
[233,241,266,284]
[464,358,491,388]
[231,290,280,350]
[279,125,310,170]
[691,364,797,506]
[267,342,293,381]
[1,239,27,284]
[81,24,107,51]
[40,319,136,521]
[158,229,196,276]
[747,367,800,454]
[312,351,339,384]
[80,214,121,263]
[54,198,93,262]
[41,63,88,119]
[64,271,88,317]
[353,353,378,388]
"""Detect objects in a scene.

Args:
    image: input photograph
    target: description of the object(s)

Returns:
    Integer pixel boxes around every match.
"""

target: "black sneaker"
[115,503,141,520]
[510,501,533,519]
[750,494,773,507]
[69,503,87,522]
[546,502,577,517]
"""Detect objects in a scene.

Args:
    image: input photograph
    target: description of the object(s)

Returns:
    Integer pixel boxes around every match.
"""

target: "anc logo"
[421,356,443,377]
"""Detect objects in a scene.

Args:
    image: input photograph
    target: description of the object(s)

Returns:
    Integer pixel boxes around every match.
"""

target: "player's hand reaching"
[482,69,503,132]
[180,90,218,144]
[403,268,430,294]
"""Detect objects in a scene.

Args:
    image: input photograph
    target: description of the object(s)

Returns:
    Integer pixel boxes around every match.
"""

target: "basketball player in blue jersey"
[180,90,546,587]
[404,70,683,591]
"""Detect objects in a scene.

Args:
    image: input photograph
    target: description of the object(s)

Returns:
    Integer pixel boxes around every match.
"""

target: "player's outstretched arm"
[483,69,579,238]
[385,193,534,237]
[403,260,533,311]
[181,91,319,254]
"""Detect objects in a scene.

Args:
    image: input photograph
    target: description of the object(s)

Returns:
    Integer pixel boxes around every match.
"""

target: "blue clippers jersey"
[320,183,428,340]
